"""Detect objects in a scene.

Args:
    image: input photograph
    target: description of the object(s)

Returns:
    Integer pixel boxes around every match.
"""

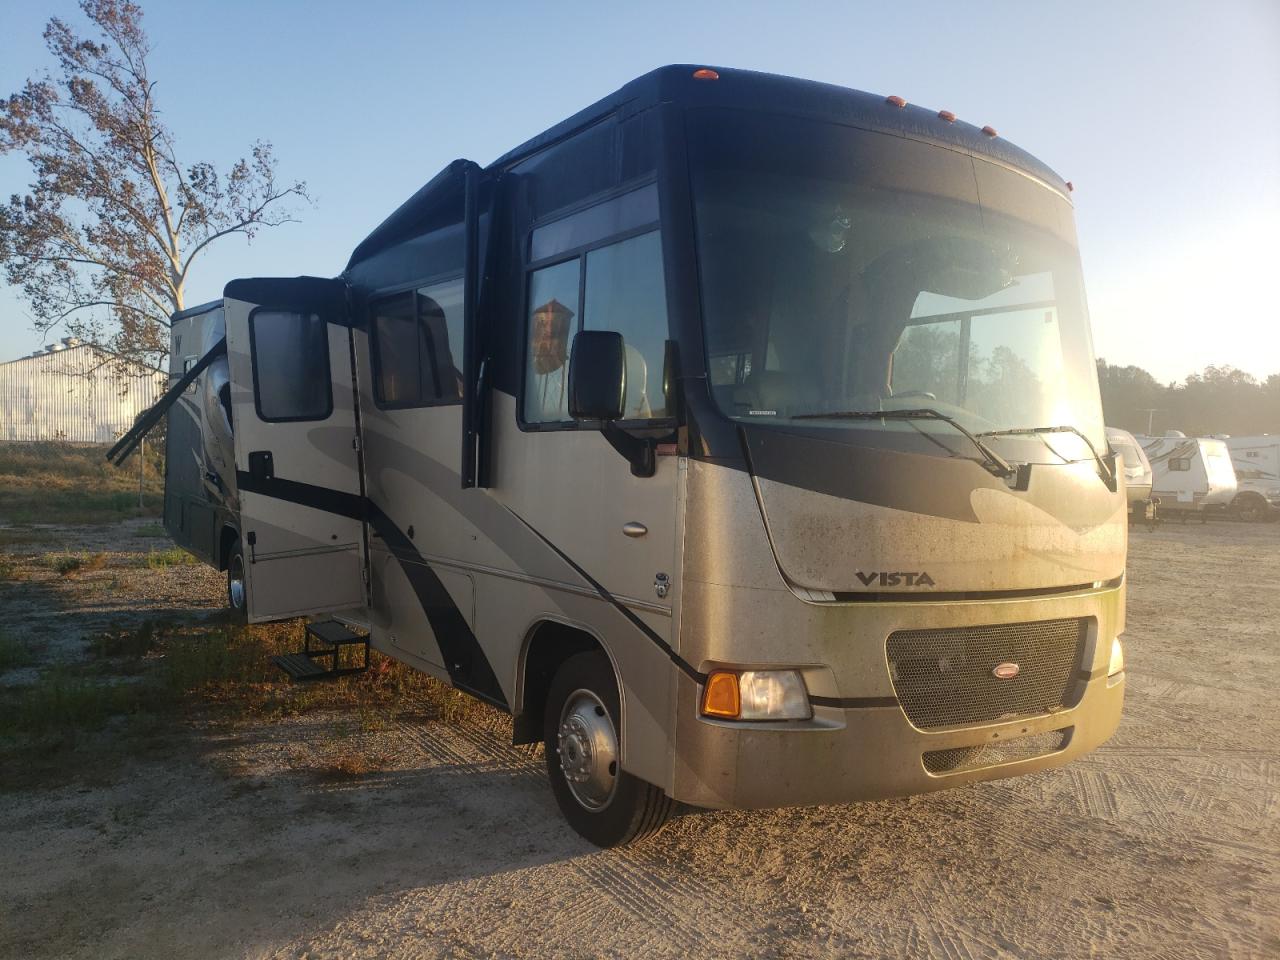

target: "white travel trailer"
[113,67,1128,847]
[1222,435,1280,521]
[1105,427,1157,525]
[1135,432,1236,520]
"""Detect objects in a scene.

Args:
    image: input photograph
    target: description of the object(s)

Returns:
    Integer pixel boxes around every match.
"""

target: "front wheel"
[544,652,673,847]
[226,538,247,622]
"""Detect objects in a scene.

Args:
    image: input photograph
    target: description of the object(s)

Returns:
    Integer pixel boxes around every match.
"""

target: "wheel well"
[513,621,609,745]
[217,524,239,572]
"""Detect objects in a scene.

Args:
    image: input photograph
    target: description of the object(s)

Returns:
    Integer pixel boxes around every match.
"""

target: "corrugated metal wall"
[0,344,166,443]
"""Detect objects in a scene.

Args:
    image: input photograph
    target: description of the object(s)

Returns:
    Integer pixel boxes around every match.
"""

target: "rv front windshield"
[688,110,1106,457]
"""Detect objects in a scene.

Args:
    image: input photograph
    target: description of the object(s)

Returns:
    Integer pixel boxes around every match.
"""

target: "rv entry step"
[270,620,370,682]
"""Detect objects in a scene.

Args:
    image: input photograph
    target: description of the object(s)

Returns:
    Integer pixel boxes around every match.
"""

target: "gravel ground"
[0,518,1276,959]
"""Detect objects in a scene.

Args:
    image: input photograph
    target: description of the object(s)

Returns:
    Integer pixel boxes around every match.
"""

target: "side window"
[249,311,331,422]
[370,277,464,409]
[583,230,670,420]
[1169,457,1191,471]
[523,259,581,424]
[522,185,669,428]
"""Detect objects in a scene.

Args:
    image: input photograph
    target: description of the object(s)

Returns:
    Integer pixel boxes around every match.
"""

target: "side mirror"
[568,331,626,422]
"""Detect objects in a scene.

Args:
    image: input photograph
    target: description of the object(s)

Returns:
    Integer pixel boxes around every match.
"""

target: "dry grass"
[0,616,486,789]
[52,552,108,576]
[0,442,164,524]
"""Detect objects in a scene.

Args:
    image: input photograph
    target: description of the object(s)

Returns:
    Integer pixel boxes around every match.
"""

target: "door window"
[249,311,332,422]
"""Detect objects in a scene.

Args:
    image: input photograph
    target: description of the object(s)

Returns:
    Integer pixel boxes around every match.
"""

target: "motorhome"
[115,66,1128,847]
[1222,435,1280,521]
[1135,432,1236,520]
[1105,427,1157,525]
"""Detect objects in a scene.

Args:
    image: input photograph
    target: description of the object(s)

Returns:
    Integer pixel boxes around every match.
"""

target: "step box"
[270,620,370,682]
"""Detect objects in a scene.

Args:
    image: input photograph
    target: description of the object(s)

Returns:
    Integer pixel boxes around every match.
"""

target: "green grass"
[0,632,36,673]
[0,672,149,736]
[144,547,197,569]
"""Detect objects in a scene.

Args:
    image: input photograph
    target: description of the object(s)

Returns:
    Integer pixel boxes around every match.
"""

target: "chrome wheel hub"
[557,689,619,811]
[228,556,245,610]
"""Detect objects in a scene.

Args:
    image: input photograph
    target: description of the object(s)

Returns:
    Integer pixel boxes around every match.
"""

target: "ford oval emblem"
[992,662,1020,680]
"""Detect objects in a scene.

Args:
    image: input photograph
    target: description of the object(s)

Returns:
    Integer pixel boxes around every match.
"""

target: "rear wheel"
[226,538,247,621]
[543,652,673,847]
[1233,494,1268,523]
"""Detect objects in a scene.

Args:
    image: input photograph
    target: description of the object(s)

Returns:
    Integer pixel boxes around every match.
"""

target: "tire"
[226,538,248,622]
[1233,494,1268,524]
[543,651,674,847]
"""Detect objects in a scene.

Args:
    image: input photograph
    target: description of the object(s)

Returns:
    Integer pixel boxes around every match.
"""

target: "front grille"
[923,727,1072,774]
[887,618,1087,730]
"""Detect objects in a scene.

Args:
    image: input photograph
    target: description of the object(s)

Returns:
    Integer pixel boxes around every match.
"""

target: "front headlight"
[701,669,812,720]
[1108,636,1125,677]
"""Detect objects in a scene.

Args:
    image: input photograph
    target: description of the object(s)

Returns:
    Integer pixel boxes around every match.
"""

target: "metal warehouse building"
[0,339,165,443]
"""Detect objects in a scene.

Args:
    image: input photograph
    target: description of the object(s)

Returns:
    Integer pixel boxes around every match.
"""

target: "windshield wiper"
[977,424,1116,487]
[791,407,1015,478]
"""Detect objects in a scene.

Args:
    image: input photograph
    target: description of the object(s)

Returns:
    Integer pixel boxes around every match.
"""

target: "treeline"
[1097,360,1280,437]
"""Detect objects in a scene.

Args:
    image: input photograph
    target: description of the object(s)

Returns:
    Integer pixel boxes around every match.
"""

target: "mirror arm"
[602,421,656,478]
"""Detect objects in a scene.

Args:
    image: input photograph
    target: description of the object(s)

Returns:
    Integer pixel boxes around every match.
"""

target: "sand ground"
[0,517,1276,959]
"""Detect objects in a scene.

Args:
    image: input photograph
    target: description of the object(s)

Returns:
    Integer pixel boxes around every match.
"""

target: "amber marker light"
[938,110,957,123]
[981,125,998,137]
[885,95,907,108]
[701,670,741,718]
[692,68,720,81]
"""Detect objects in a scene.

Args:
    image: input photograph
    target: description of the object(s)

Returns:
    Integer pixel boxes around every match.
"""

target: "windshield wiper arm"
[977,424,1115,487]
[791,407,1015,478]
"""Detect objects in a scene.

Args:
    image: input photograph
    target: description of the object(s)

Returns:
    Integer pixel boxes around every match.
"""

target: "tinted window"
[523,259,581,424]
[371,277,465,408]
[1170,457,1191,471]
[250,311,331,421]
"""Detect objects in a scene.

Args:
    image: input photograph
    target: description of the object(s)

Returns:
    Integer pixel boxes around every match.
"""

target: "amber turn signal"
[692,68,720,81]
[701,670,741,718]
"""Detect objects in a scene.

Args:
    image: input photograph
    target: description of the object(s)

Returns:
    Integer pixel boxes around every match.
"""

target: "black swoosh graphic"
[235,470,507,708]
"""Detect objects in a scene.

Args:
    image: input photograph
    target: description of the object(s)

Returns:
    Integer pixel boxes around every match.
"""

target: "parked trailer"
[1221,435,1280,521]
[1106,426,1158,526]
[1135,432,1237,521]
[124,66,1128,847]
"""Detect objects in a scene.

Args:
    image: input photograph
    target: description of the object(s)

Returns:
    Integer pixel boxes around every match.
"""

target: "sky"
[1,0,1278,383]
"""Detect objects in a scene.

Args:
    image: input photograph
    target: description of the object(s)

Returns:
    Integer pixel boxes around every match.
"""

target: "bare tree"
[0,0,308,367]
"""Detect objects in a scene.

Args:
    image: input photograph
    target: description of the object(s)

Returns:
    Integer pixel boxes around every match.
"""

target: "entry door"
[223,278,366,622]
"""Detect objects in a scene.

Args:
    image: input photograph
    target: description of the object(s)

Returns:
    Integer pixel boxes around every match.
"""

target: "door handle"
[622,521,648,538]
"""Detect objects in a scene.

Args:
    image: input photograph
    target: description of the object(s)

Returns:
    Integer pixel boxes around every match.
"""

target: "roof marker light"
[981,125,998,137]
[1066,181,1074,192]
[692,68,719,81]
[938,110,956,123]
[885,95,907,108]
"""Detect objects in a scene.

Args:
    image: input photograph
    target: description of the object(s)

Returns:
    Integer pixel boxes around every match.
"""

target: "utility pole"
[138,435,145,511]
[1138,408,1164,435]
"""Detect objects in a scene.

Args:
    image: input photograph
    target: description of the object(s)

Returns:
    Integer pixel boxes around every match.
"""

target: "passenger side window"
[249,311,331,422]
[583,231,670,420]
[370,277,465,409]
[522,185,671,428]
[523,259,581,424]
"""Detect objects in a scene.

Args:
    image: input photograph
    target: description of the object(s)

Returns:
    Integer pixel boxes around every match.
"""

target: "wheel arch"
[217,523,240,572]
[512,617,621,746]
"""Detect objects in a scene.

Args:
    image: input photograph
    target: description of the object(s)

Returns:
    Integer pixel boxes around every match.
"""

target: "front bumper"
[671,668,1123,809]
